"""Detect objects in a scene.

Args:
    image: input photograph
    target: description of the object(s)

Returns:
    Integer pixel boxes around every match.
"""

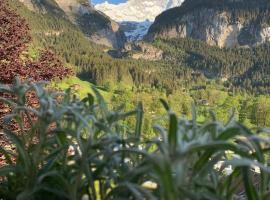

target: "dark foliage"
[0,2,72,84]
[0,2,72,131]
[0,1,31,61]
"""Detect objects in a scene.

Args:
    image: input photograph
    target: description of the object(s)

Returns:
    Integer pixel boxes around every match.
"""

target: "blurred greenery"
[2,3,270,198]
[1,79,270,200]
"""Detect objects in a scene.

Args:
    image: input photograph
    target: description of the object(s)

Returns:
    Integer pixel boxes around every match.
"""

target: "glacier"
[94,0,184,41]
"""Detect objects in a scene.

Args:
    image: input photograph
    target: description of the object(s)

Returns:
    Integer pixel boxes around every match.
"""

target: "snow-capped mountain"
[120,20,152,41]
[95,0,184,22]
[95,0,184,41]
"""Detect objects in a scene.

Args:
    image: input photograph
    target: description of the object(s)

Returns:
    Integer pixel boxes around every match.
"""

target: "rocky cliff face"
[124,42,164,61]
[19,0,126,49]
[147,0,270,48]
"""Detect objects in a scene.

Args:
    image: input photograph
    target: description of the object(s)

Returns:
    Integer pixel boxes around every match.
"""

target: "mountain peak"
[94,0,184,41]
[95,0,184,22]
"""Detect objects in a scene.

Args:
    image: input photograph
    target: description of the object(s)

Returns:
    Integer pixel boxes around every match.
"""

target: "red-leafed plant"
[0,2,72,84]
[0,2,72,131]
[0,2,31,62]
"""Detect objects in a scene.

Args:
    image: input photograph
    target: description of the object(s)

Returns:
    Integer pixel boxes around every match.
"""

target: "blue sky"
[92,0,126,4]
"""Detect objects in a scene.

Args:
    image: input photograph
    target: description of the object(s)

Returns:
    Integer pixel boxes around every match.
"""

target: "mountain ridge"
[147,0,270,47]
[19,0,126,49]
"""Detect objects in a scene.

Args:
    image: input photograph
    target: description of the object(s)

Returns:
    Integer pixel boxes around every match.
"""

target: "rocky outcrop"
[147,0,270,48]
[19,0,126,49]
[124,42,163,61]
[89,23,126,50]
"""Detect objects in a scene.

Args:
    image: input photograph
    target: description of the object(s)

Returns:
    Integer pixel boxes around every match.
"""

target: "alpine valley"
[2,0,270,199]
[4,0,270,129]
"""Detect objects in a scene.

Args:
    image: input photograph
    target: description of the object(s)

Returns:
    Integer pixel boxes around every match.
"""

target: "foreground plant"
[0,79,270,200]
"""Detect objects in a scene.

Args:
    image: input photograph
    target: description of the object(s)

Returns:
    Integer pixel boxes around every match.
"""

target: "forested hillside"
[18,0,126,49]
[8,0,207,91]
[153,39,270,94]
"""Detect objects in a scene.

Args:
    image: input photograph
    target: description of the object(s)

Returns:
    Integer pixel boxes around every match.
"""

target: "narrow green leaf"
[160,99,170,111]
[82,93,94,107]
[135,102,143,138]
[168,112,178,152]
[4,129,31,170]
[242,167,259,200]
[217,127,240,140]
[92,86,108,116]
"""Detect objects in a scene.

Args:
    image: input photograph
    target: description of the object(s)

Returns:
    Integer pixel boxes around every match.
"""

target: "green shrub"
[0,79,270,200]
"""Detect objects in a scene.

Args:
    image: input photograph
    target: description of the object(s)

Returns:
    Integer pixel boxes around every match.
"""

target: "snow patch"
[95,0,184,22]
[94,0,184,41]
[120,20,153,41]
